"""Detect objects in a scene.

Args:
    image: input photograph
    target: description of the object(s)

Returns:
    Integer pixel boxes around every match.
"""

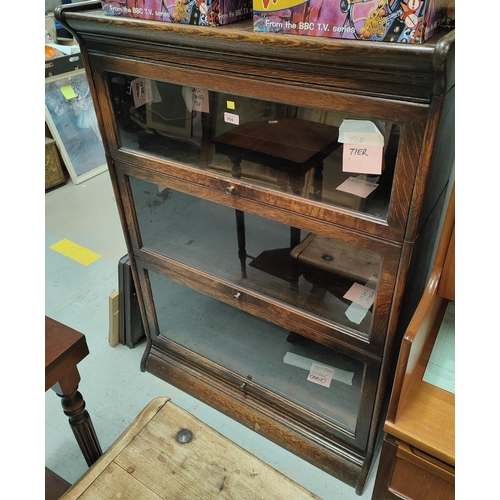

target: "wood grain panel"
[62,398,320,499]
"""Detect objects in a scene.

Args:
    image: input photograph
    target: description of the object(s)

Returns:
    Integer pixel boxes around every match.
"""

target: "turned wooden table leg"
[52,366,102,467]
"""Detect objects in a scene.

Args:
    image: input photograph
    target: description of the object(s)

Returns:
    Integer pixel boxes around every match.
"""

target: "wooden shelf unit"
[55,4,455,495]
[372,185,455,499]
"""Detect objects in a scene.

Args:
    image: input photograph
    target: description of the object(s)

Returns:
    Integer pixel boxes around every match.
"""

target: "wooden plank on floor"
[108,290,119,347]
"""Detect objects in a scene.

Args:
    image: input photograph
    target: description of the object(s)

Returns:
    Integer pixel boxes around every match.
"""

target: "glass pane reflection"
[130,177,382,338]
[148,268,364,434]
[109,74,399,220]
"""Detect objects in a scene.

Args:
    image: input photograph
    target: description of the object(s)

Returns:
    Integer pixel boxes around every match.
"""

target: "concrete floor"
[45,170,381,499]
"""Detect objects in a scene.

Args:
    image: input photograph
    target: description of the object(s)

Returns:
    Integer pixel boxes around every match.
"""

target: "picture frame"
[45,69,107,184]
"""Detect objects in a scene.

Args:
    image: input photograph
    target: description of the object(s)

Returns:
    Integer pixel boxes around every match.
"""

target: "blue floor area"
[45,171,381,498]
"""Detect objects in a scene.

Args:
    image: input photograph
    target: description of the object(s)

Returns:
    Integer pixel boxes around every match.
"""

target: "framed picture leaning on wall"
[45,68,107,184]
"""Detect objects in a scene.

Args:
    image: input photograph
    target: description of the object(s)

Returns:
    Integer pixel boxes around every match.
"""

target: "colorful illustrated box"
[101,0,252,26]
[253,0,448,43]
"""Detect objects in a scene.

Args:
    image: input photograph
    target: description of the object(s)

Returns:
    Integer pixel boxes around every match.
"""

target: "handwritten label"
[182,87,209,113]
[224,112,240,125]
[336,176,378,198]
[339,120,384,175]
[338,120,384,144]
[343,143,383,174]
[307,362,335,388]
[344,276,377,324]
[344,283,376,309]
[283,352,354,386]
[192,88,209,113]
[131,78,153,108]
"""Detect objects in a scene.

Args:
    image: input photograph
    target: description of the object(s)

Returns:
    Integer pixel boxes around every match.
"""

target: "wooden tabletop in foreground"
[61,397,321,499]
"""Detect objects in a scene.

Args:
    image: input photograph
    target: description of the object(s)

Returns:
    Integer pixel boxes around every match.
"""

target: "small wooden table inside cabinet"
[60,397,321,499]
[371,186,455,500]
[212,118,340,195]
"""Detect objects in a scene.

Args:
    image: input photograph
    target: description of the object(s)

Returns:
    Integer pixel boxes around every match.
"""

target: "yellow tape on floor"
[50,238,101,266]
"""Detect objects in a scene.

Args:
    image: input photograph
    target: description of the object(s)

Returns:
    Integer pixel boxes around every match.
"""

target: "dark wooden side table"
[213,118,341,280]
[212,118,340,196]
[45,316,102,467]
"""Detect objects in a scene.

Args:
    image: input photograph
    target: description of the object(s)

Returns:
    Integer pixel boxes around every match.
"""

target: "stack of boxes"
[100,0,449,41]
[252,0,449,43]
[100,0,252,26]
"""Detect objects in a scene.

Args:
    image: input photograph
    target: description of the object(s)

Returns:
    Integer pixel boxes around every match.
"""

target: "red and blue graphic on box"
[253,0,447,43]
[101,0,252,26]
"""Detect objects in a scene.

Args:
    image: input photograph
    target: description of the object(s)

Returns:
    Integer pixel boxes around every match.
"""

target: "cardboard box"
[253,0,448,43]
[45,53,83,78]
[101,0,252,26]
[45,138,66,190]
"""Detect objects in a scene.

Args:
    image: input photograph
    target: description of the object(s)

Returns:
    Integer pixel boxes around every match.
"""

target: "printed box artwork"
[253,0,448,43]
[101,0,252,26]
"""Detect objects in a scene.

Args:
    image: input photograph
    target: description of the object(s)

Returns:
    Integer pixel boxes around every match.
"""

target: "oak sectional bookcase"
[56,3,455,494]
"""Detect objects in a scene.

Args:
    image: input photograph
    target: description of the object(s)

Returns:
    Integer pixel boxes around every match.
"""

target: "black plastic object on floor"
[118,254,146,348]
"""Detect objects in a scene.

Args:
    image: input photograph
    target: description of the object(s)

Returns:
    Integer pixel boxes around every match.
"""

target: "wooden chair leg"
[54,386,103,467]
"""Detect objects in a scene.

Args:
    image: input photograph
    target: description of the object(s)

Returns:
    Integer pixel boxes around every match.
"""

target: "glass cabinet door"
[122,173,398,353]
[104,71,409,230]
[141,265,379,449]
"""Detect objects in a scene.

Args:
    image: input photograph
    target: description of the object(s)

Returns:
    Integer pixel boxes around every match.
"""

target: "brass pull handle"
[226,185,235,195]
